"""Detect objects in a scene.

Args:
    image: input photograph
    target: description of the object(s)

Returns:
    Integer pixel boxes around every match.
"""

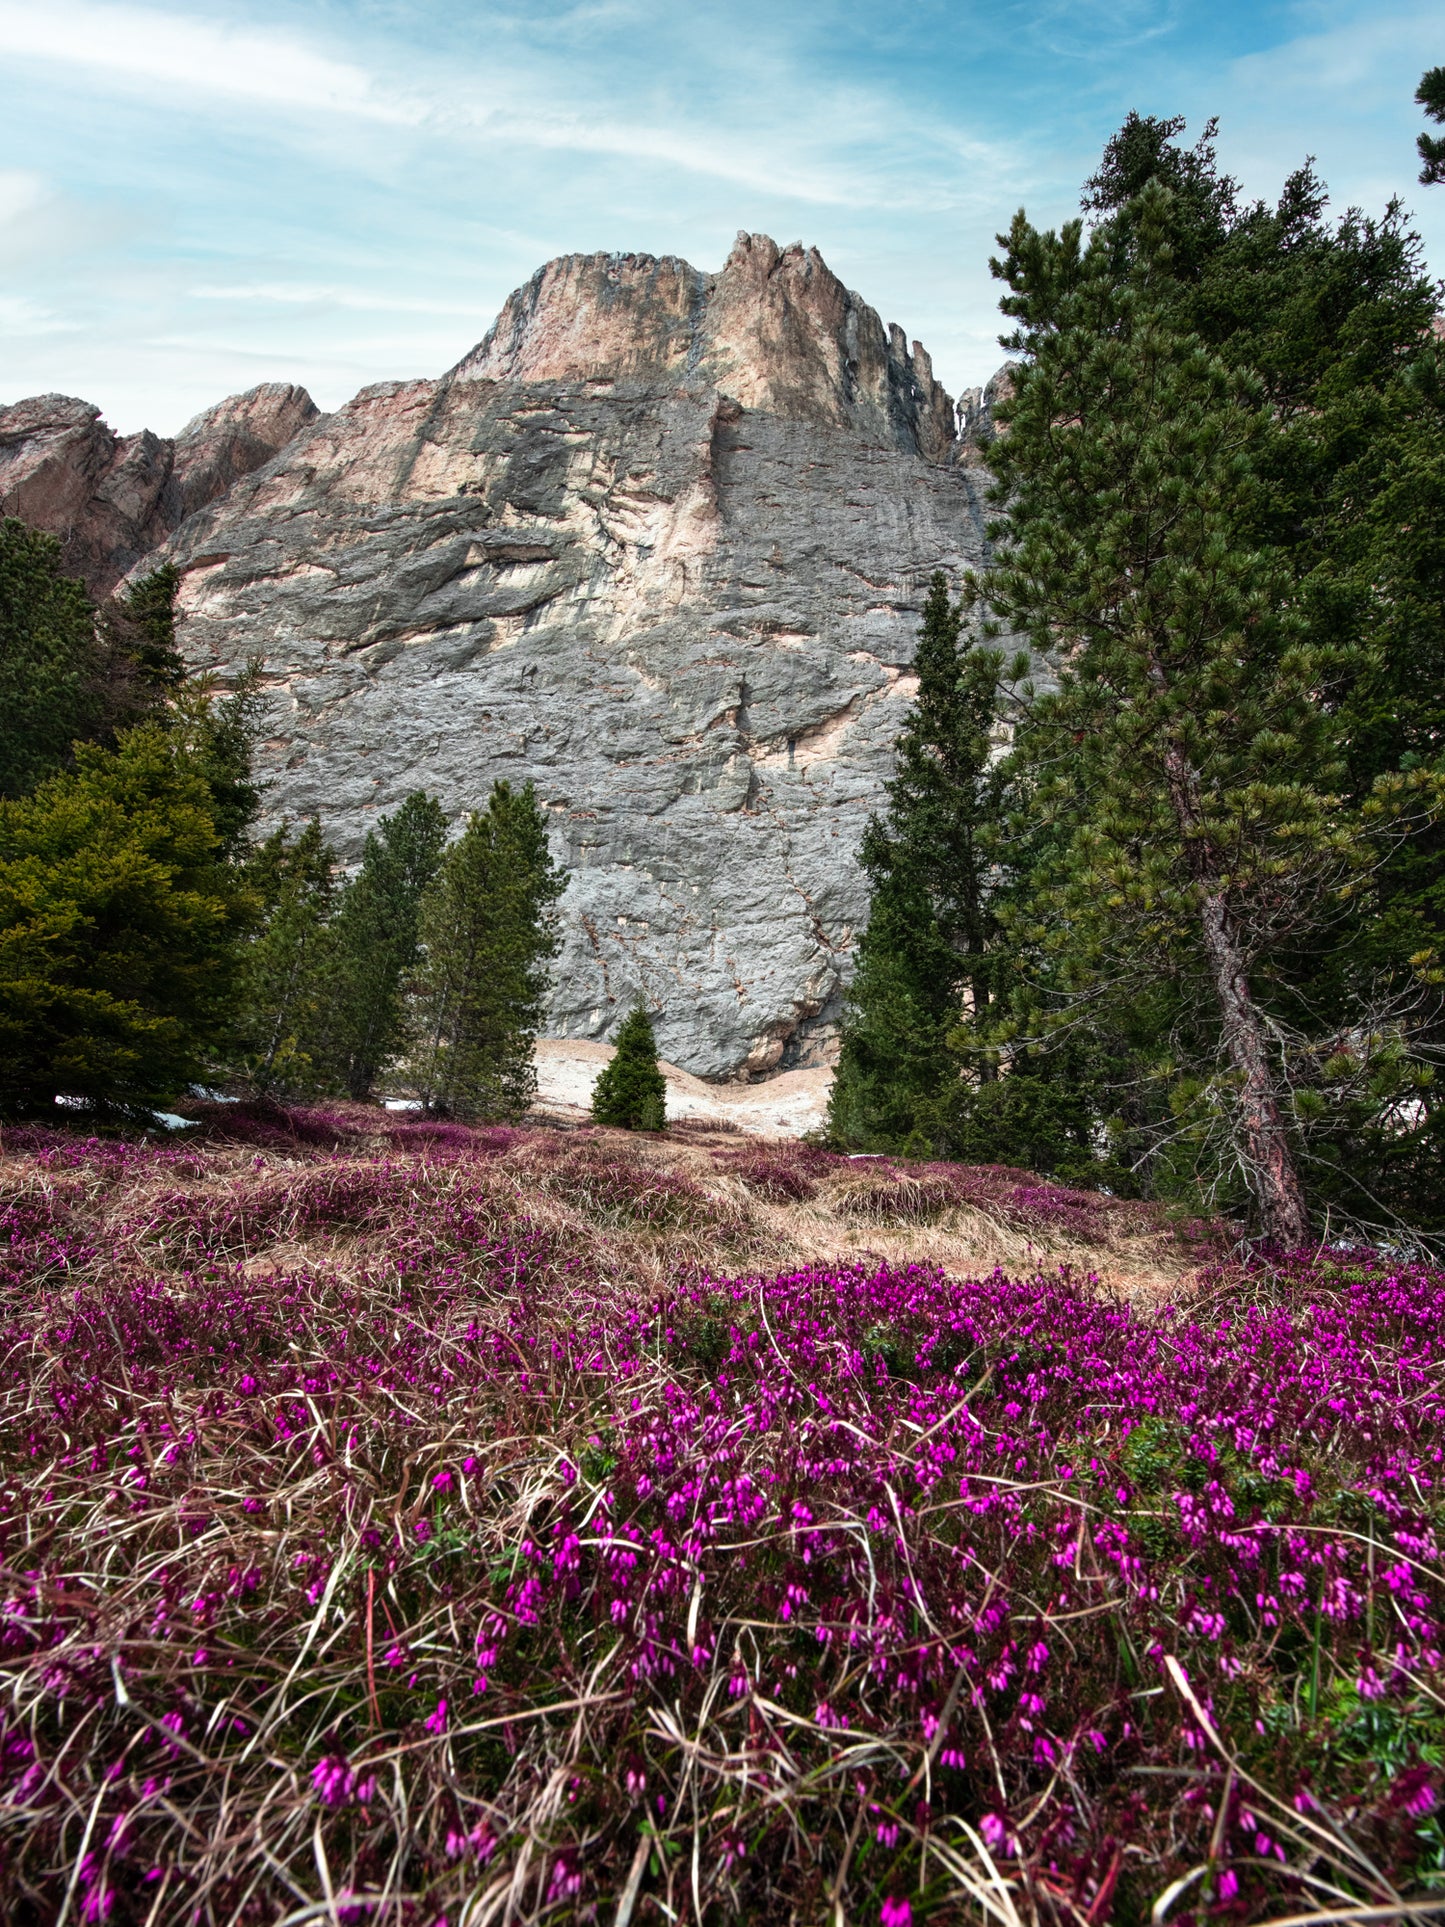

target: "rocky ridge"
[4,235,1001,1078]
[0,383,318,595]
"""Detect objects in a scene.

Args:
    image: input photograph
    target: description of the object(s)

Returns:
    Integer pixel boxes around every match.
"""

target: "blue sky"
[2,0,1440,436]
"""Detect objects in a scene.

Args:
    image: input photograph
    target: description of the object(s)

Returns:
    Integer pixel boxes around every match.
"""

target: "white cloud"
[0,170,47,223]
[190,283,489,317]
[0,168,120,269]
[0,294,74,332]
[0,0,422,120]
[1228,4,1439,110]
[0,0,1022,208]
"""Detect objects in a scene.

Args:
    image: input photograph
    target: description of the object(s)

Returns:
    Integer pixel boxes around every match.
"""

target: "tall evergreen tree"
[827,573,1015,1153]
[0,723,251,1112]
[233,818,336,1095]
[0,520,103,800]
[409,781,565,1121]
[95,562,186,714]
[1067,113,1445,1230]
[322,791,447,1099]
[591,1003,668,1131]
[976,178,1410,1243]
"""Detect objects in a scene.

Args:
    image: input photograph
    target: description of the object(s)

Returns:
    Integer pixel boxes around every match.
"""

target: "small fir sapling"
[591,1002,668,1131]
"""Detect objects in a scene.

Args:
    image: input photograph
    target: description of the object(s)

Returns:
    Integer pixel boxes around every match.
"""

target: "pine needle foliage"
[322,792,447,1100]
[1418,65,1445,185]
[1,530,191,803]
[0,519,103,800]
[591,1002,668,1131]
[828,573,1014,1155]
[0,725,251,1113]
[233,818,336,1096]
[977,178,1400,1244]
[410,781,565,1121]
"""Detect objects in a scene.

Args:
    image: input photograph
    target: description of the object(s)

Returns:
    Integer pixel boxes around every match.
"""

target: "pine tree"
[0,723,250,1113]
[95,562,186,713]
[233,818,336,1095]
[174,663,264,863]
[827,573,1014,1153]
[322,791,447,1099]
[591,1003,667,1131]
[1056,114,1445,1232]
[410,781,565,1121]
[1,532,194,805]
[978,180,1384,1244]
[0,519,102,800]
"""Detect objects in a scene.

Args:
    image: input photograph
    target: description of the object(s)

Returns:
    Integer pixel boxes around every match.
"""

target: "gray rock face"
[0,383,317,595]
[159,234,992,1078]
[0,234,992,1079]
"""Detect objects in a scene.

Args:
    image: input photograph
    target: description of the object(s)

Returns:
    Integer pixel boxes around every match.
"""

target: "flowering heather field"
[0,1113,1441,1926]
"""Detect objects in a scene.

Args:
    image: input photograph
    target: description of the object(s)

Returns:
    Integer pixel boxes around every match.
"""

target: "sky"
[2,0,1441,437]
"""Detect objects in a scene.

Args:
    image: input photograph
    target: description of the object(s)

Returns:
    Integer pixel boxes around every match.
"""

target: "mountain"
[3,235,995,1079]
[0,383,317,596]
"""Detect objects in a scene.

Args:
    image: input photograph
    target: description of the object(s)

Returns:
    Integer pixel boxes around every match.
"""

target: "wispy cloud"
[0,0,421,119]
[0,0,1019,208]
[1,0,1436,435]
[190,283,489,317]
[0,294,76,333]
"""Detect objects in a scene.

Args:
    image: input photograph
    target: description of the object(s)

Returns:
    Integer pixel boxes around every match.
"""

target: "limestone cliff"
[0,382,317,595]
[4,235,995,1079]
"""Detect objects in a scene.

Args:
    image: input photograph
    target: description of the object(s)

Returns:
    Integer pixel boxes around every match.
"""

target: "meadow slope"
[0,1108,1440,1924]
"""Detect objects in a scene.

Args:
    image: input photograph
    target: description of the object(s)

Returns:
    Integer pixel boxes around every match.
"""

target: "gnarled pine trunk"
[1161,738,1310,1247]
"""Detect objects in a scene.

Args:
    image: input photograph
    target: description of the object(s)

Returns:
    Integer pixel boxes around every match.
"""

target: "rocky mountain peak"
[453,231,956,463]
[0,380,318,595]
[454,250,710,386]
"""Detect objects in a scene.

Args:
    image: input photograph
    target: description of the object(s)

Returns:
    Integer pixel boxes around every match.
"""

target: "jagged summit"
[452,233,957,463]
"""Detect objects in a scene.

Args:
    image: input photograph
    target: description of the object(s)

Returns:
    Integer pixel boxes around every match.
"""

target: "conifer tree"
[827,573,1014,1153]
[978,180,1377,1244]
[0,723,250,1112]
[591,1003,667,1131]
[410,781,565,1121]
[95,562,186,717]
[1058,111,1445,1232]
[322,791,447,1099]
[0,519,102,799]
[175,663,264,863]
[234,818,336,1095]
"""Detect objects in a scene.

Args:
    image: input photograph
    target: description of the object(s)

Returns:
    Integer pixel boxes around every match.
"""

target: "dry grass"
[0,1113,1438,1926]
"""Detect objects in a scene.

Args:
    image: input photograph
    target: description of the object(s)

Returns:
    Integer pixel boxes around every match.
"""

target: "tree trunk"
[1160,734,1310,1246]
[1196,888,1311,1247]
